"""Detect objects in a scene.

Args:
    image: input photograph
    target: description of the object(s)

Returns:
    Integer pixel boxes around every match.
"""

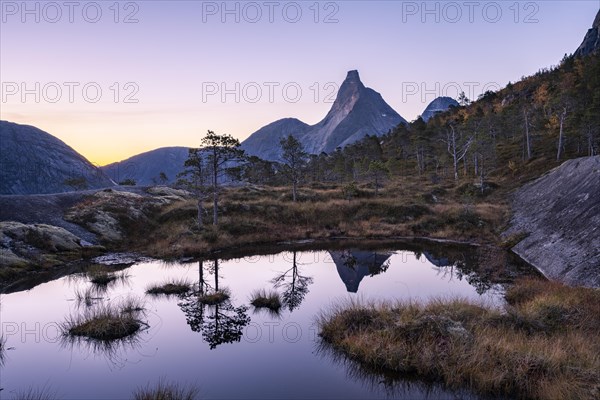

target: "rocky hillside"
[505,156,600,288]
[574,9,600,57]
[242,70,407,161]
[0,121,115,194]
[0,186,188,284]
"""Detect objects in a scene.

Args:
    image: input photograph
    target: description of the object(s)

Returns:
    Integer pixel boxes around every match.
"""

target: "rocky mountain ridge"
[241,70,407,161]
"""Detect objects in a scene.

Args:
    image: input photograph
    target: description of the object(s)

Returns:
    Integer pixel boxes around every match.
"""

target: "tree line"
[178,52,599,230]
[177,129,309,230]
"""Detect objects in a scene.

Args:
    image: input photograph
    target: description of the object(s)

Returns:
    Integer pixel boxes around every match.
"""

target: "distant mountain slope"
[240,118,310,162]
[101,147,190,186]
[421,96,459,122]
[0,120,114,195]
[242,70,407,161]
[574,9,600,57]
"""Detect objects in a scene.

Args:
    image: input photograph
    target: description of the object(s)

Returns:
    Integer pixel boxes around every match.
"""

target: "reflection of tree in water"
[421,249,493,295]
[179,259,250,350]
[339,252,391,277]
[271,251,314,312]
[420,245,537,295]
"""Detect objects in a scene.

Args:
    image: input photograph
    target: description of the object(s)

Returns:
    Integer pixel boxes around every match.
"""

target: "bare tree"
[442,125,474,181]
[557,107,567,161]
[587,126,597,156]
[523,107,532,160]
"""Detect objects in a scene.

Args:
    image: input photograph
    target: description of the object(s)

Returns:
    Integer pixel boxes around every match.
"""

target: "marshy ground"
[318,278,600,400]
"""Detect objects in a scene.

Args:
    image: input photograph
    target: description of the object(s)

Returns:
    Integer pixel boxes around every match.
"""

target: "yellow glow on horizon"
[0,104,330,166]
[1,101,330,165]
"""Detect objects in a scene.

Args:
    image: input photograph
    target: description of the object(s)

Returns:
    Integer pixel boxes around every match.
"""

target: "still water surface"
[0,246,523,399]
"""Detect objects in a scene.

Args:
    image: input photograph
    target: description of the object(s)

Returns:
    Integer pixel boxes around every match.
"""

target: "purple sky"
[1,1,598,165]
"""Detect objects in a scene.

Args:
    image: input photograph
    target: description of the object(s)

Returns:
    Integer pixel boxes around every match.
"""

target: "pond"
[0,242,535,399]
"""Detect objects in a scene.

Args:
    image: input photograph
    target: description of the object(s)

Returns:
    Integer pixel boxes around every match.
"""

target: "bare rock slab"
[505,156,600,287]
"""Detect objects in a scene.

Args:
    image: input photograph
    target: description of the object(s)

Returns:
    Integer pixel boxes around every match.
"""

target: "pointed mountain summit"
[421,96,459,122]
[241,70,406,161]
[574,9,600,57]
[0,120,114,194]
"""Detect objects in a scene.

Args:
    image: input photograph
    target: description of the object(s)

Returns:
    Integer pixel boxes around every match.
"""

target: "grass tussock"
[198,288,230,305]
[250,289,282,311]
[318,279,600,400]
[133,380,199,400]
[86,265,129,286]
[63,297,146,341]
[73,286,103,308]
[10,385,57,400]
[146,279,192,296]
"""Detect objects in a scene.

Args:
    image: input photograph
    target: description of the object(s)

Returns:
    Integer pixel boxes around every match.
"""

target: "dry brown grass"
[41,173,509,265]
[86,265,129,287]
[318,279,600,400]
[128,180,507,259]
[63,297,146,341]
[250,289,282,311]
[198,289,230,305]
[146,279,192,296]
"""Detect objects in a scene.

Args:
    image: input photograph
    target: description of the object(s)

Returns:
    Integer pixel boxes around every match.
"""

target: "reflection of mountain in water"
[330,250,393,293]
[423,252,451,267]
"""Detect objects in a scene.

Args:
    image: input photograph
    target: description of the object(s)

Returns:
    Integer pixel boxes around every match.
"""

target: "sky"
[1,0,599,165]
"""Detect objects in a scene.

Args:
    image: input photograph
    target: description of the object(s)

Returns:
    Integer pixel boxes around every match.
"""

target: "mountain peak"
[345,70,361,82]
[338,70,365,95]
[241,70,407,160]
